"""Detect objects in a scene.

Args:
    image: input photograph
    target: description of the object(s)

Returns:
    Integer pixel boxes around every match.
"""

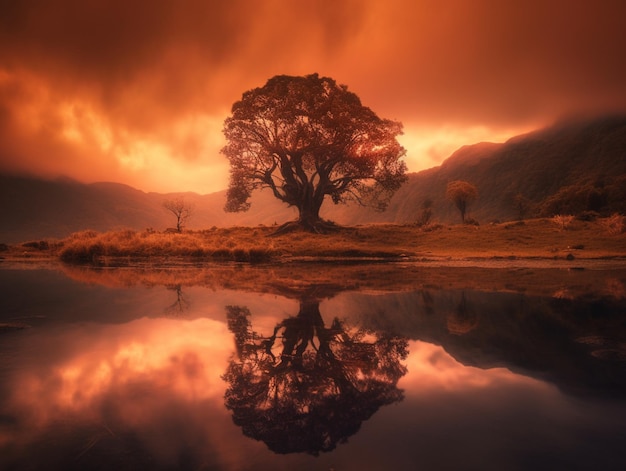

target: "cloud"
[1,0,625,191]
[344,0,626,124]
[0,0,367,122]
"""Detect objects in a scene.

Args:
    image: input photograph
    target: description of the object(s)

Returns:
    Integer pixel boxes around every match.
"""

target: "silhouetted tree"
[164,284,190,315]
[221,74,408,233]
[162,197,194,232]
[446,180,478,223]
[416,197,434,226]
[446,291,478,335]
[587,187,608,213]
[222,300,408,455]
[513,193,532,221]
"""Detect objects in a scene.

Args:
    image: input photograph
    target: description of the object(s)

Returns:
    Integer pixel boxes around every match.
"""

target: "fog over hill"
[1,115,625,243]
[347,114,626,225]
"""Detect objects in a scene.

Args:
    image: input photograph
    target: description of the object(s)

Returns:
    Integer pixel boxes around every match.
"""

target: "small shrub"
[464,217,479,226]
[117,229,137,240]
[415,198,434,227]
[552,214,574,230]
[22,240,49,250]
[601,214,625,235]
[504,221,525,229]
[414,210,433,227]
[59,241,107,263]
[70,230,99,240]
[422,223,444,232]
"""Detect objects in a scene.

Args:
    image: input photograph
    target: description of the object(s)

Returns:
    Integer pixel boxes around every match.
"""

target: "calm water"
[1,264,625,471]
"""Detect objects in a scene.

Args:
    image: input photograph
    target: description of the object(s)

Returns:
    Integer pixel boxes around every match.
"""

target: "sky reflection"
[0,314,523,451]
[1,271,625,470]
[3,313,623,471]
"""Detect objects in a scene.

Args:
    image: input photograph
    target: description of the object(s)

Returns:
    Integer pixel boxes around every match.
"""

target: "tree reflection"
[446,291,478,335]
[164,284,190,315]
[222,298,408,455]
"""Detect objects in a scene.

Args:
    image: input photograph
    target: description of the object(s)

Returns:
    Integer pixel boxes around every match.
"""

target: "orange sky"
[1,0,625,194]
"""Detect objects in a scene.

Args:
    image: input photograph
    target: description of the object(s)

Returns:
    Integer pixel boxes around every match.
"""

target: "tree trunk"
[459,201,467,224]
[272,185,338,235]
[297,200,322,230]
[296,184,326,231]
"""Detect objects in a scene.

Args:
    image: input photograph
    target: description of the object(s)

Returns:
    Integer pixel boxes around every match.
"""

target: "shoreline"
[1,218,624,270]
[2,252,625,301]
[3,252,626,269]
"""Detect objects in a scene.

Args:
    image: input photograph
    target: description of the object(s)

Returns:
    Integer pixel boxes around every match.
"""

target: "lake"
[1,262,625,470]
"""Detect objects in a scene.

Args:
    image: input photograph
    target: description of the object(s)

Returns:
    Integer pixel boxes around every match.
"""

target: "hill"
[329,114,626,225]
[0,175,299,243]
[1,115,625,242]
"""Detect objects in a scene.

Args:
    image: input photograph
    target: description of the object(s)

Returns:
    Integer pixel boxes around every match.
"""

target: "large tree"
[221,74,408,232]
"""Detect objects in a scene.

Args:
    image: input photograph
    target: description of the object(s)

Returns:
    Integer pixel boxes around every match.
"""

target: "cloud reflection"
[1,306,620,469]
[1,318,244,469]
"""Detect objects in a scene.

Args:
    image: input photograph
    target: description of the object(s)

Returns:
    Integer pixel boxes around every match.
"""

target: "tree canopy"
[162,197,194,232]
[446,180,478,223]
[221,74,407,232]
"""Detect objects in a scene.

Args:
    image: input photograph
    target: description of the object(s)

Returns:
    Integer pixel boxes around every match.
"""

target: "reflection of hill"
[344,289,626,399]
[47,263,626,399]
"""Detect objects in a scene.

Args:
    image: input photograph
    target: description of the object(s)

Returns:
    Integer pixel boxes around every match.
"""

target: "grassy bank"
[3,216,625,266]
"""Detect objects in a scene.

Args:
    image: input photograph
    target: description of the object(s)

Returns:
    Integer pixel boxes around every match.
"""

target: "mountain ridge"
[1,115,625,243]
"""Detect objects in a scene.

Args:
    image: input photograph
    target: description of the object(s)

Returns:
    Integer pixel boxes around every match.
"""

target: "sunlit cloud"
[1,0,625,192]
[0,69,228,193]
[399,123,534,170]
[112,114,228,194]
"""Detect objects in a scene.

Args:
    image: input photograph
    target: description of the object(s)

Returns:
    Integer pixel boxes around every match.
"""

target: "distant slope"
[1,115,625,243]
[0,176,295,243]
[325,114,626,224]
[0,177,163,242]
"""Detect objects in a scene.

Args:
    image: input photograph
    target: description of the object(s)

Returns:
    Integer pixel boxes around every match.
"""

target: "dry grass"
[4,217,626,266]
[407,218,626,260]
[56,227,278,263]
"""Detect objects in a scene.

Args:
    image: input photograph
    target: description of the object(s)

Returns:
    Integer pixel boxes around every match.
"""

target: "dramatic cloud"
[1,0,625,192]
